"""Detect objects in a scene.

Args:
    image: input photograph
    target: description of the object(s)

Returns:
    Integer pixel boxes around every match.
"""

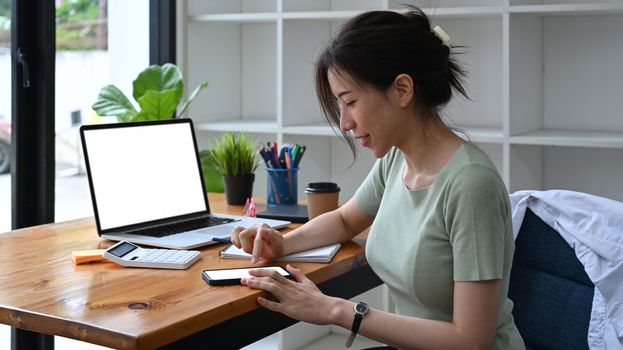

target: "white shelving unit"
[178,0,623,203]
[506,2,623,198]
[176,0,623,348]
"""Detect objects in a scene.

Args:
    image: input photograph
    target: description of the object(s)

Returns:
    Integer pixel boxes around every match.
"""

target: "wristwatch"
[345,302,369,347]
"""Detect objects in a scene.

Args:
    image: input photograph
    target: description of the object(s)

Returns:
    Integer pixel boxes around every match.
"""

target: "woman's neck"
[398,116,465,189]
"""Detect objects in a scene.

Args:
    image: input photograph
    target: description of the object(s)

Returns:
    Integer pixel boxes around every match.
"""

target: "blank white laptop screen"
[83,122,207,230]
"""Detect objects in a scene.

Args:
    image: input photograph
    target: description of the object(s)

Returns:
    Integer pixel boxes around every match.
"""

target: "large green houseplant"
[209,132,259,204]
[91,63,222,192]
[92,63,207,121]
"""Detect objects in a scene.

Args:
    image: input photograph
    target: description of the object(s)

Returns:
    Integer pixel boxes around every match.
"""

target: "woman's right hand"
[231,224,287,263]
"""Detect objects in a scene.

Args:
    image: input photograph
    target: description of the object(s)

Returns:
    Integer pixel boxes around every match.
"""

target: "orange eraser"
[71,249,107,265]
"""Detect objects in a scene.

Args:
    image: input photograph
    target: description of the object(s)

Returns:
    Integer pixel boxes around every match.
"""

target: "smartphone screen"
[202,266,291,285]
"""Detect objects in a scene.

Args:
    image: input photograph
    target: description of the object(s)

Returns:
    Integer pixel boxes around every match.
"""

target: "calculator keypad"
[104,242,202,270]
[138,249,200,264]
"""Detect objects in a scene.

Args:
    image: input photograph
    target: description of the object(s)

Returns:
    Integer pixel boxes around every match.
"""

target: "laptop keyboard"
[130,216,240,237]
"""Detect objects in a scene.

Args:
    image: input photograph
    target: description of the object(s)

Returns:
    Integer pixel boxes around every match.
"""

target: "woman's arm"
[232,198,374,261]
[332,280,501,350]
[282,198,374,255]
[244,266,501,350]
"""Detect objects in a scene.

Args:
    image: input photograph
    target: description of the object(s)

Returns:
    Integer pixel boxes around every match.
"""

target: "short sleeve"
[444,164,510,281]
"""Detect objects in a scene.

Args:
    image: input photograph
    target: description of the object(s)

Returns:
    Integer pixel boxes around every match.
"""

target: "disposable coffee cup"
[304,182,340,219]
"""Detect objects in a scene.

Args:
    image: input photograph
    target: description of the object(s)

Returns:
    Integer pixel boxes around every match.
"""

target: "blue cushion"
[509,209,594,350]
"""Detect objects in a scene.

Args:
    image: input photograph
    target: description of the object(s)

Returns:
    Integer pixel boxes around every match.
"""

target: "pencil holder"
[266,168,298,206]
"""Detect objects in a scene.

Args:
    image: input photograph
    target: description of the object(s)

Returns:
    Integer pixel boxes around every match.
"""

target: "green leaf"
[131,111,154,122]
[92,84,138,122]
[177,81,208,117]
[199,150,224,193]
[132,63,184,105]
[134,89,178,120]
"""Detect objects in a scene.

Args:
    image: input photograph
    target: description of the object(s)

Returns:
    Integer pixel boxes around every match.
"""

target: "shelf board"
[189,13,278,23]
[194,119,278,134]
[281,7,503,20]
[188,3,623,22]
[421,6,504,18]
[509,3,623,15]
[282,123,337,136]
[281,124,503,143]
[510,129,623,148]
[460,126,504,144]
[281,10,362,20]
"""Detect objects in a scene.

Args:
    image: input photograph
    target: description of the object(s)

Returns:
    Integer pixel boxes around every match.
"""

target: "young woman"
[231,8,525,350]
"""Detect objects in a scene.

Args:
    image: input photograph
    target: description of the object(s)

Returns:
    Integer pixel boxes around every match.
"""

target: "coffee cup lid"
[305,182,340,193]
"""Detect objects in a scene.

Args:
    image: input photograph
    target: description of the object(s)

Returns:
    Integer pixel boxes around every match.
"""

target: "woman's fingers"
[251,226,266,263]
[286,264,308,283]
[230,226,245,248]
[257,296,283,313]
[248,265,291,284]
[232,224,276,260]
[242,276,285,299]
[242,268,328,325]
[238,227,259,254]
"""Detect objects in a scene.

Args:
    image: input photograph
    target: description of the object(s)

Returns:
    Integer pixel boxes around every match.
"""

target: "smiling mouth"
[354,134,369,146]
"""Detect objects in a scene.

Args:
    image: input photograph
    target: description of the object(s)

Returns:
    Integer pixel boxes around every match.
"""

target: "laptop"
[80,118,290,249]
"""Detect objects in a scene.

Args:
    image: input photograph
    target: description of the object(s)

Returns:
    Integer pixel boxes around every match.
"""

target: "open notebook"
[219,243,341,263]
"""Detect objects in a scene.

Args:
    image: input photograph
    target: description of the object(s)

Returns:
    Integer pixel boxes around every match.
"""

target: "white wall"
[55,51,109,130]
[108,0,150,106]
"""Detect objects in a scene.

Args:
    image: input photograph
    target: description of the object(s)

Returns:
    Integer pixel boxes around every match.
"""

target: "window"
[0,0,149,348]
[54,0,149,223]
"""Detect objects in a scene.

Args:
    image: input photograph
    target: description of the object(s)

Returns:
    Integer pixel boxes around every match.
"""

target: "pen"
[279,147,286,168]
[294,145,306,168]
[284,149,292,169]
[291,144,300,165]
[217,243,233,258]
[259,148,274,168]
[211,237,232,244]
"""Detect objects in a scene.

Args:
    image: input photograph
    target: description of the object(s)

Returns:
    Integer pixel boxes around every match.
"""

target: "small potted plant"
[209,132,259,205]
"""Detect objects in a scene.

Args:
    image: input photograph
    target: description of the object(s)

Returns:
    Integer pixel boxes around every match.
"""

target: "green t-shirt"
[355,144,524,349]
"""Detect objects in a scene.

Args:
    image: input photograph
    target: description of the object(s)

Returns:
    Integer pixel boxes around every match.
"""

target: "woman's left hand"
[241,264,335,325]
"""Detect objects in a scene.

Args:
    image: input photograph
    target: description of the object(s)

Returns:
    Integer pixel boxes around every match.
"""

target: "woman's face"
[328,69,406,158]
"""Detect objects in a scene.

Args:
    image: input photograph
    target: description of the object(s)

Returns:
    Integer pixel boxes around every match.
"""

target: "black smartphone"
[202,266,292,286]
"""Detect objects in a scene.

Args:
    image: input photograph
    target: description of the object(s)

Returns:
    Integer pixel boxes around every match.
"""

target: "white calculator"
[104,241,201,270]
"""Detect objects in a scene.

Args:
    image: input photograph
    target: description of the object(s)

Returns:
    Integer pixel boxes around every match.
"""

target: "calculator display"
[108,242,138,257]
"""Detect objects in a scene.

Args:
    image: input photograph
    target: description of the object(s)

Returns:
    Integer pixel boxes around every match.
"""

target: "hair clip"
[432,25,450,46]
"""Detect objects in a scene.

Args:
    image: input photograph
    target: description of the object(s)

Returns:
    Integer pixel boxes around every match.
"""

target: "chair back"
[509,208,594,350]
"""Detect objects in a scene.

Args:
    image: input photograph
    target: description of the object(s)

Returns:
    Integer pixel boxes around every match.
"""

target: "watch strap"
[345,313,363,347]
[345,302,368,347]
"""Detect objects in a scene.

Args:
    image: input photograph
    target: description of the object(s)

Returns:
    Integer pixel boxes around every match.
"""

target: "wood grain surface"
[0,193,368,349]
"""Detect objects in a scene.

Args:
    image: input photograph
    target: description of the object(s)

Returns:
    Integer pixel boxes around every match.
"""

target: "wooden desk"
[0,193,381,349]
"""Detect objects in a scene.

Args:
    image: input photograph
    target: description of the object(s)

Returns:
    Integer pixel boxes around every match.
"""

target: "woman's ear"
[392,74,414,108]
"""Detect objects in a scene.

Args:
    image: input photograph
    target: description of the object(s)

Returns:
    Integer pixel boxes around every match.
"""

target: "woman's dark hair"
[315,7,468,158]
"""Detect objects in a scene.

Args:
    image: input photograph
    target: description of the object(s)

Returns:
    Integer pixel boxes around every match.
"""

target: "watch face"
[355,302,369,315]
